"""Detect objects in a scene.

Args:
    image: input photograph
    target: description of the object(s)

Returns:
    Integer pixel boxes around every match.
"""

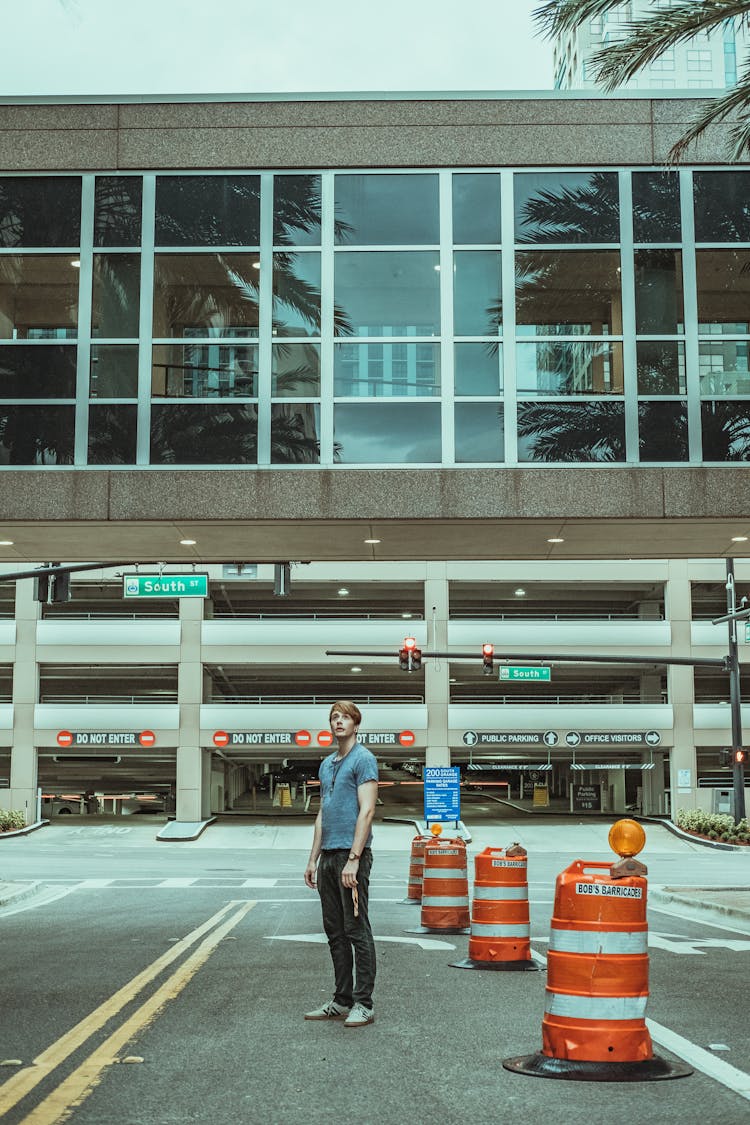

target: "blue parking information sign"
[423,766,461,823]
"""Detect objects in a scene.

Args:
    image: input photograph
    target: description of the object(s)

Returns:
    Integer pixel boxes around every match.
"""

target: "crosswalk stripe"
[157,878,199,888]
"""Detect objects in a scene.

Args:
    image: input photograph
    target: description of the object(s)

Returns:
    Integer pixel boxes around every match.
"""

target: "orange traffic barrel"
[401,834,431,905]
[504,858,692,1082]
[404,837,470,935]
[451,844,538,971]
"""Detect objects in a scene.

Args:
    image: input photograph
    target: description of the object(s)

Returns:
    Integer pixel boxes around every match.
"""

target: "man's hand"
[304,860,318,889]
[341,857,359,889]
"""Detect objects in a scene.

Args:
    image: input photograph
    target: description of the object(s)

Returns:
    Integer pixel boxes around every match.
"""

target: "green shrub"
[0,810,25,832]
[675,808,749,844]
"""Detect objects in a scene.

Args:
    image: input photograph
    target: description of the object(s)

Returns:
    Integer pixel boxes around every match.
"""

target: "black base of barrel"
[404,925,471,935]
[502,1052,693,1082]
[450,957,540,971]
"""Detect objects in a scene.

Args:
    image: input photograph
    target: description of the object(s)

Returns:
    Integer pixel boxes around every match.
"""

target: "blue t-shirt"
[319,741,379,850]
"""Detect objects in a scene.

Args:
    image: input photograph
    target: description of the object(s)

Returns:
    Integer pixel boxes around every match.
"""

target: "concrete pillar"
[665,559,696,817]
[424,564,450,767]
[176,597,207,822]
[7,580,40,824]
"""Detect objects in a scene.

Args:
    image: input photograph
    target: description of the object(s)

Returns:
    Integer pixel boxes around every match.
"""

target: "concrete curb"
[0,880,43,908]
[0,820,48,839]
[647,817,750,853]
[156,817,216,842]
[650,887,750,927]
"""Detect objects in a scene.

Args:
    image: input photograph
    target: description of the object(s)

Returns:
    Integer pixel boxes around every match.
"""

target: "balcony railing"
[207,693,425,705]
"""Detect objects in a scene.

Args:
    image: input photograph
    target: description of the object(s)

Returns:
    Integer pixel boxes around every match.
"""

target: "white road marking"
[0,886,77,917]
[267,932,456,951]
[647,1019,750,1102]
[241,878,278,887]
[157,878,198,887]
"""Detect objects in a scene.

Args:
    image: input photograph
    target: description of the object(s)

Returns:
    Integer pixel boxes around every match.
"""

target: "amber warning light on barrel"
[608,818,646,859]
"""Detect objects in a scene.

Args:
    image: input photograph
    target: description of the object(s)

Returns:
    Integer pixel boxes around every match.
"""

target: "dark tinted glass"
[637,341,685,394]
[88,405,137,463]
[516,251,621,335]
[638,401,688,461]
[155,176,261,246]
[334,175,439,245]
[272,253,320,336]
[334,252,440,336]
[694,172,750,242]
[702,400,750,460]
[272,343,320,397]
[699,341,750,395]
[271,403,320,463]
[150,404,258,464]
[94,177,142,246]
[273,175,321,246]
[333,402,441,463]
[0,177,81,247]
[696,250,750,331]
[454,343,502,396]
[0,345,76,398]
[334,343,439,397]
[0,405,74,463]
[516,341,623,395]
[453,174,501,244]
[152,343,258,398]
[454,252,502,336]
[92,254,140,337]
[0,256,79,339]
[517,401,625,462]
[515,172,619,244]
[90,345,138,398]
[153,254,260,337]
[634,250,683,334]
[632,172,681,242]
[455,402,504,462]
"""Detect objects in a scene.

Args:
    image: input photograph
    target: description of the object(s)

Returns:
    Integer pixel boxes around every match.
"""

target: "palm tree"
[534,1,750,160]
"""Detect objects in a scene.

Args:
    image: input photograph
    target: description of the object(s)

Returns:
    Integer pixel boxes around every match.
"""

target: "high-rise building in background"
[554,1,750,91]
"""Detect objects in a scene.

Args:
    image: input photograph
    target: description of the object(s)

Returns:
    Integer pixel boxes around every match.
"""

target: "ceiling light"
[364,538,381,544]
[70,259,81,268]
[179,538,197,546]
[252,260,261,270]
[0,539,13,546]
[401,612,413,619]
[731,536,748,543]
[337,587,350,596]
[514,588,526,597]
[547,537,564,544]
[350,666,362,673]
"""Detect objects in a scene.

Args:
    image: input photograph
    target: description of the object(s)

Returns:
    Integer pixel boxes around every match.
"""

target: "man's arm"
[340,780,378,889]
[304,809,323,888]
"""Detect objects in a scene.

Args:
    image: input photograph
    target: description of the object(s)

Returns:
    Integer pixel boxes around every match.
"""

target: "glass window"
[152,343,258,398]
[155,175,260,246]
[694,173,750,242]
[150,404,258,464]
[0,405,74,464]
[453,251,502,336]
[334,252,440,336]
[632,171,681,243]
[0,255,79,339]
[273,175,321,246]
[334,174,438,245]
[638,401,688,461]
[454,342,502,396]
[272,253,321,336]
[271,403,320,463]
[637,341,686,394]
[88,405,137,463]
[517,401,625,462]
[272,343,320,397]
[153,254,260,338]
[90,345,138,398]
[0,345,76,398]
[0,177,81,247]
[455,402,504,462]
[696,250,750,332]
[699,341,750,395]
[334,342,440,397]
[515,251,621,336]
[702,401,750,460]
[514,172,619,244]
[94,177,142,247]
[634,250,683,335]
[453,174,501,244]
[92,254,140,338]
[517,341,623,395]
[333,402,441,462]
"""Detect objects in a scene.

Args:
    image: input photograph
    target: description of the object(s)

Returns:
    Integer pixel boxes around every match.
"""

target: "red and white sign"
[399,730,416,747]
[317,730,334,747]
[213,730,230,748]
[138,730,156,748]
[57,730,74,747]
[295,730,312,747]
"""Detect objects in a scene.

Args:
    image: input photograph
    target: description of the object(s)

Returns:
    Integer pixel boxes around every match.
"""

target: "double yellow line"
[0,900,255,1124]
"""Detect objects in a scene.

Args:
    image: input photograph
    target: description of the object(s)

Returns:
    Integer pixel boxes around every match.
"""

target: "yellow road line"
[19,901,255,1125]
[0,900,242,1118]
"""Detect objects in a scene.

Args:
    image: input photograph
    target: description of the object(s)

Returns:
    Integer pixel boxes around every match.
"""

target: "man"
[304,700,379,1028]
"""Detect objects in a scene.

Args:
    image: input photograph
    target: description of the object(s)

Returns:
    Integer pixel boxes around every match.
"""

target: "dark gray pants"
[318,848,376,1009]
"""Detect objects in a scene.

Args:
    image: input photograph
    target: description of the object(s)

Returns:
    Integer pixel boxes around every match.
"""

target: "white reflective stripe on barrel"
[473,885,527,901]
[422,895,469,907]
[423,868,466,879]
[544,993,648,1020]
[470,922,530,937]
[549,929,648,955]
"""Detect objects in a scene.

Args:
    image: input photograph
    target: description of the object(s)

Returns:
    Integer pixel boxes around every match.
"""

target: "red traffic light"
[404,636,417,650]
[482,642,494,675]
[399,636,422,671]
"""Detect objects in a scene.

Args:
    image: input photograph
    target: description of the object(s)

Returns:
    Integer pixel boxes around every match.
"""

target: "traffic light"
[720,748,732,767]
[398,636,422,672]
[34,564,71,604]
[734,748,748,766]
[721,747,748,766]
[482,642,494,676]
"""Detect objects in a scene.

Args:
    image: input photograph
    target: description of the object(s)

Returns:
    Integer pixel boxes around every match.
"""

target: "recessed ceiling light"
[70,259,81,268]
[350,666,362,673]
[547,537,564,544]
[514,588,526,597]
[731,536,748,543]
[0,539,13,546]
[364,538,381,544]
[179,538,197,546]
[337,587,350,596]
[252,260,261,270]
[401,612,413,619]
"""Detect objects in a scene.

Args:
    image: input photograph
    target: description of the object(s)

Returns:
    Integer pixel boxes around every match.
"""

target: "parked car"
[41,795,81,816]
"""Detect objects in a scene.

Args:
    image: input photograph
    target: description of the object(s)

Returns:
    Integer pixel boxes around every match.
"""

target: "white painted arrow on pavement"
[266,933,456,951]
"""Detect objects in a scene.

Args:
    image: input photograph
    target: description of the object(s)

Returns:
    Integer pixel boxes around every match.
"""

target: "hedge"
[675,809,749,844]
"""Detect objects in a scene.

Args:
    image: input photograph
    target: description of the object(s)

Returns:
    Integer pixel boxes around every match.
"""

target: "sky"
[4,0,555,97]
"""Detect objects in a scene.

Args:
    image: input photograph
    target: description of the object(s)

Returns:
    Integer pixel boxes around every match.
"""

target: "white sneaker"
[344,1002,374,1028]
[304,1000,350,1021]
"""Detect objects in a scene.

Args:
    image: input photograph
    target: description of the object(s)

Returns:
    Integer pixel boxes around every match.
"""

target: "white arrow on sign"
[266,933,456,951]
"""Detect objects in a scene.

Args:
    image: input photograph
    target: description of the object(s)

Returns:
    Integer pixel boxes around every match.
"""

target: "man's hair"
[329,699,362,726]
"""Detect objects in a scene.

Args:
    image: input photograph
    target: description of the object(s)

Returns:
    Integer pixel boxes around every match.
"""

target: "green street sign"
[122,573,209,599]
[499,666,551,682]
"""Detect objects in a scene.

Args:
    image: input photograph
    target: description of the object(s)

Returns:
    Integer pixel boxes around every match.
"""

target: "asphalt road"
[0,820,748,1125]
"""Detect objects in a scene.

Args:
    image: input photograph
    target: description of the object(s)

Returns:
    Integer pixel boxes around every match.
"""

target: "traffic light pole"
[722,560,747,821]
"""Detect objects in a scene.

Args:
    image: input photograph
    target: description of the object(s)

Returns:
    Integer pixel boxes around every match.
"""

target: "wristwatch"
[348,852,360,861]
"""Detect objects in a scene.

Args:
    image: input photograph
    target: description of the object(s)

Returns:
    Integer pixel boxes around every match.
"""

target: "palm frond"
[668,68,750,161]
[533,0,627,39]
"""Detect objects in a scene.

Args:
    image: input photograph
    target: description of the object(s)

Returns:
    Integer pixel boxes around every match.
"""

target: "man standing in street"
[304,700,379,1027]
